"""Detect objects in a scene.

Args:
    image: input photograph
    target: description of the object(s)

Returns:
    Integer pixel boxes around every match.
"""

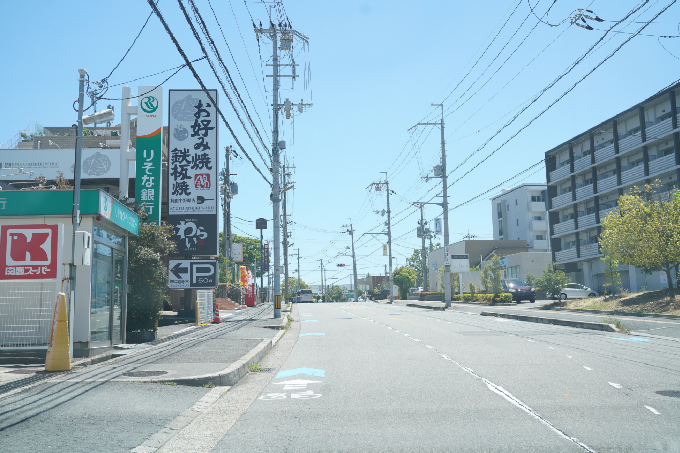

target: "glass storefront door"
[90,224,127,347]
[91,243,112,345]
[112,250,125,343]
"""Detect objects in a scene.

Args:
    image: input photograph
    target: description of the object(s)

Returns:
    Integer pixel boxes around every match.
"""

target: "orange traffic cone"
[213,305,221,324]
[45,293,71,372]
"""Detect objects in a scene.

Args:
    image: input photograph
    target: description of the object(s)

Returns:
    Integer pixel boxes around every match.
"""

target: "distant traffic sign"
[168,259,218,289]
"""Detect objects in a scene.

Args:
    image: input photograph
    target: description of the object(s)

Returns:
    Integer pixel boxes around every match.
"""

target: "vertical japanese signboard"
[168,89,219,256]
[136,86,163,225]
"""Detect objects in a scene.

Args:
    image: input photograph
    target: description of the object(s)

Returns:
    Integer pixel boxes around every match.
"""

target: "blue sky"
[1,0,679,287]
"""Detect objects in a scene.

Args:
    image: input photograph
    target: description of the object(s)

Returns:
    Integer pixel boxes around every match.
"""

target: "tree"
[126,209,176,332]
[481,255,502,296]
[601,247,622,297]
[600,182,680,302]
[219,233,266,281]
[525,273,537,288]
[535,262,571,300]
[406,249,424,287]
[327,285,343,302]
[393,266,416,300]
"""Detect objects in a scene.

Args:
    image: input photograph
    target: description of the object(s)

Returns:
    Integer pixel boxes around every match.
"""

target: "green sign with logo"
[0,190,139,235]
[136,85,163,225]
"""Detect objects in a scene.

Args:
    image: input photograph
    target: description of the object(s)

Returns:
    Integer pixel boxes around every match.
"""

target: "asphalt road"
[0,304,274,453]
[218,302,680,452]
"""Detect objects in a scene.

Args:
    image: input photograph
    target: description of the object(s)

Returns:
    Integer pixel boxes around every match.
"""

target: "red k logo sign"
[194,173,211,190]
[7,230,51,264]
[1,225,59,280]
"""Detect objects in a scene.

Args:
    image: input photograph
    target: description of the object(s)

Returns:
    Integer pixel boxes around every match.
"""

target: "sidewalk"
[0,304,289,396]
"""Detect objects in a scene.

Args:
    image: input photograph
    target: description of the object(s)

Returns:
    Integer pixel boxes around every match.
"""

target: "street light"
[82,109,115,126]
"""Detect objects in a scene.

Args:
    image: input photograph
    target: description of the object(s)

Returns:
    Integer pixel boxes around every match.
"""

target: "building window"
[509,266,520,278]
[515,199,518,205]
[507,204,510,211]
[497,202,503,219]
[531,194,544,202]
[498,220,503,237]
[516,219,519,226]
[533,216,542,220]
[535,235,544,240]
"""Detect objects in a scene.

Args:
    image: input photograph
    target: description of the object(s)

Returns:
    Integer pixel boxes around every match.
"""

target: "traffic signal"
[336,264,346,267]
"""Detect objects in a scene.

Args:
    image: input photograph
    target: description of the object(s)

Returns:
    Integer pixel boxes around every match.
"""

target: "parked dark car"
[501,278,536,303]
[369,289,391,301]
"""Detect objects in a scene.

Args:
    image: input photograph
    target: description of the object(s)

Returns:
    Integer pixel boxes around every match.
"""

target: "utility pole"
[297,248,301,296]
[415,203,428,292]
[343,222,358,302]
[220,146,235,262]
[319,259,324,301]
[412,103,450,308]
[255,22,310,318]
[282,162,294,304]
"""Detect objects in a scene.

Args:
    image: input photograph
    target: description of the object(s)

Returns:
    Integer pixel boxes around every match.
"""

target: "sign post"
[168,89,219,256]
[256,218,267,304]
[136,86,163,224]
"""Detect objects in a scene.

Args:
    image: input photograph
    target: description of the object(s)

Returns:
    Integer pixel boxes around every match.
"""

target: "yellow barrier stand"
[45,292,71,372]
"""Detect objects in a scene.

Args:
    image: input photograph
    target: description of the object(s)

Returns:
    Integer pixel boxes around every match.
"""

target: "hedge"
[419,292,512,304]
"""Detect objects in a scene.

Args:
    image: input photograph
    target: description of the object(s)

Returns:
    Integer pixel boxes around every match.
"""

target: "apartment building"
[545,82,679,293]
[491,183,549,251]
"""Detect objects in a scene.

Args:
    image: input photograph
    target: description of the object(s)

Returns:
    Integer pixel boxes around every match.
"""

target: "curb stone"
[540,307,680,320]
[480,311,617,332]
[146,313,289,387]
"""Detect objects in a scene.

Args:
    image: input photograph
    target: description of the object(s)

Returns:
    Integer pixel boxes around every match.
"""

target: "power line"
[147,0,272,186]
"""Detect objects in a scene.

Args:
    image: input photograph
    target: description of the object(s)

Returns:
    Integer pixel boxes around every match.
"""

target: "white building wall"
[491,184,549,251]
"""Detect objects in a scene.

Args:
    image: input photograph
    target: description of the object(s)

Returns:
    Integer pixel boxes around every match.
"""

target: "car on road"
[369,289,391,301]
[501,278,536,303]
[559,283,598,300]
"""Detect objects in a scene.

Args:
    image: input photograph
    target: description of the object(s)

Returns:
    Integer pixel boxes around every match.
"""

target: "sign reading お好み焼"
[136,86,163,225]
[168,89,219,256]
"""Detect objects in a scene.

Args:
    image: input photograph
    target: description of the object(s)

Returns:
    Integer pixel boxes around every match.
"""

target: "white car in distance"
[559,283,599,300]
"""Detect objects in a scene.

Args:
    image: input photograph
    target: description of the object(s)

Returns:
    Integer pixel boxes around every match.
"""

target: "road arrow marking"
[274,379,321,390]
[583,366,592,371]
[608,382,622,389]
[645,405,660,415]
[275,368,325,379]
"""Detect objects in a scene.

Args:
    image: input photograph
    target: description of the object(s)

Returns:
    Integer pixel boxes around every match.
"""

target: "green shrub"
[463,294,473,302]
[469,282,477,298]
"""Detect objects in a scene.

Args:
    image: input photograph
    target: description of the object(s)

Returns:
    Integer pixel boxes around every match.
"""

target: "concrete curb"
[147,313,289,387]
[540,307,680,320]
[406,303,445,311]
[480,311,617,332]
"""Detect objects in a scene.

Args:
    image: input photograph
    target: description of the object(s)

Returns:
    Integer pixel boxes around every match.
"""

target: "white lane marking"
[645,405,661,415]
[583,366,592,371]
[548,347,555,349]
[337,308,596,453]
[528,339,535,342]
[567,355,572,359]
[608,382,622,389]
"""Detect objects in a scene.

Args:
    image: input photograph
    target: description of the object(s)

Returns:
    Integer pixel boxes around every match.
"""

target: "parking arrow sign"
[168,259,217,289]
[170,262,188,279]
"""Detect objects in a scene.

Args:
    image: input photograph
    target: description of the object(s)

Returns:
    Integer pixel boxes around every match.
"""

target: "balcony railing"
[550,165,570,182]
[594,143,615,163]
[555,248,577,262]
[575,184,593,201]
[580,244,600,258]
[553,219,575,235]
[597,174,617,193]
[527,201,546,212]
[599,206,618,219]
[579,213,596,228]
[574,156,591,171]
[646,118,673,141]
[552,192,573,209]
[532,239,550,250]
[651,188,678,202]
[649,153,676,176]
[618,134,642,154]
[621,165,644,185]
[530,219,548,231]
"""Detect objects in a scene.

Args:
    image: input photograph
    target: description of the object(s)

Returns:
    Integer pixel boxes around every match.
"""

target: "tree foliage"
[327,285,344,302]
[126,209,176,332]
[600,183,680,301]
[535,263,571,299]
[601,247,622,297]
[393,266,416,300]
[481,255,503,296]
[406,249,424,287]
[218,232,267,282]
